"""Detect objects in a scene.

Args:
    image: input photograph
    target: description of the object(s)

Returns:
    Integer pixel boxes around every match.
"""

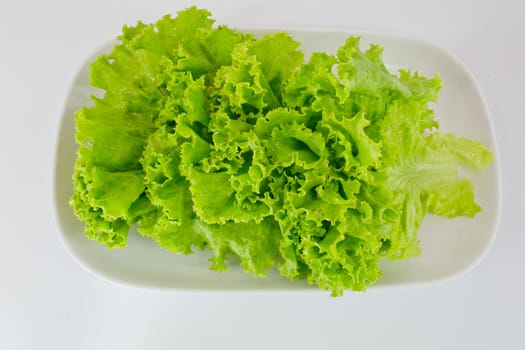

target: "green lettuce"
[70,6,493,296]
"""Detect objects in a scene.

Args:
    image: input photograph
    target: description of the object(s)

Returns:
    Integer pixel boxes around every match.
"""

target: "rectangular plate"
[54,29,501,292]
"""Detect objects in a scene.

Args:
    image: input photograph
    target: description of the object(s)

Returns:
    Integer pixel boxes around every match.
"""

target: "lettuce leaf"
[70,7,493,296]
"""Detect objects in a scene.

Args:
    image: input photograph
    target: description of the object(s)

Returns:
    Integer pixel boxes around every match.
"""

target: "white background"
[1,0,524,349]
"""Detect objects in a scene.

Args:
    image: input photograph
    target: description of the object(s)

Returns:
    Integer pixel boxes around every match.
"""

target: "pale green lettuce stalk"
[70,6,493,296]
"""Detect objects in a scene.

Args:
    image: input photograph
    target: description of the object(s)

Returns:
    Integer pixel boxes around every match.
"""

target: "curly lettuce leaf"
[70,7,493,296]
[249,32,304,102]
[197,217,281,276]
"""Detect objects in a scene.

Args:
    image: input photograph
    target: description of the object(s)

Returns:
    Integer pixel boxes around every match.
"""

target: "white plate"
[54,29,501,292]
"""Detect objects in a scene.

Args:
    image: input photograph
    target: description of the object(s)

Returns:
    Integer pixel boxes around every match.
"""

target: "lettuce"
[70,7,493,296]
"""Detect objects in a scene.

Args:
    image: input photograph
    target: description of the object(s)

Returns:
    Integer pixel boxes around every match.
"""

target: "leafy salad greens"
[70,6,493,296]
